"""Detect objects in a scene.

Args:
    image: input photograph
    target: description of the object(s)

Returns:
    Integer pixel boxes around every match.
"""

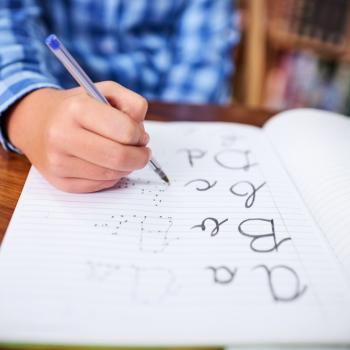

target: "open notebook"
[0,108,349,346]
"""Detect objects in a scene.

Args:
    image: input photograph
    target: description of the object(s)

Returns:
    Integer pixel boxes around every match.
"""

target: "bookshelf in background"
[236,0,350,116]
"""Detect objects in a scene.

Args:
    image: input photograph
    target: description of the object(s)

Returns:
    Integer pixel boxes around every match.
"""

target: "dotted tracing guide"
[0,118,349,345]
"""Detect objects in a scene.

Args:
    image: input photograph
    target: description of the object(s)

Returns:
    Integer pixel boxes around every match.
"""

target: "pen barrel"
[46,35,108,104]
[46,34,169,184]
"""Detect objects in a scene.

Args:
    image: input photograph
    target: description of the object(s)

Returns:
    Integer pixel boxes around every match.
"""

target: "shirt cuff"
[0,77,62,153]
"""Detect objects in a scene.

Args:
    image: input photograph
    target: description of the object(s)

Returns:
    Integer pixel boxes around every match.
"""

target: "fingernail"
[141,132,150,145]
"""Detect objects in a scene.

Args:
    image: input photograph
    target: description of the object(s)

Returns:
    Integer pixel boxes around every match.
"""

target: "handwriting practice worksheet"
[0,109,349,346]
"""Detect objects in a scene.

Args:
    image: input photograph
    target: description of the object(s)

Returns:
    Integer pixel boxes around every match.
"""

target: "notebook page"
[0,121,349,346]
[264,109,350,279]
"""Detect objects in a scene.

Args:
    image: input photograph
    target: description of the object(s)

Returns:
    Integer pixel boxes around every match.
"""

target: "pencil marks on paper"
[86,261,178,304]
[94,214,178,254]
[206,266,237,285]
[229,181,266,208]
[89,127,308,305]
[191,217,229,237]
[184,179,218,191]
[238,218,291,253]
[254,264,307,302]
[214,149,258,171]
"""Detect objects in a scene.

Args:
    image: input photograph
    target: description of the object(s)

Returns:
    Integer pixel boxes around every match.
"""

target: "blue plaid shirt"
[0,0,239,152]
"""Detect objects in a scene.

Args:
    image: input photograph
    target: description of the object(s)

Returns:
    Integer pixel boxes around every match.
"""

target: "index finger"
[74,97,149,146]
[96,81,148,123]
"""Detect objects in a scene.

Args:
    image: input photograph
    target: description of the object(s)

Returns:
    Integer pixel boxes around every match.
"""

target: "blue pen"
[45,34,170,185]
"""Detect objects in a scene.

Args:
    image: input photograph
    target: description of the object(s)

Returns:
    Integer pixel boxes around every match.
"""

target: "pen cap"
[46,34,61,50]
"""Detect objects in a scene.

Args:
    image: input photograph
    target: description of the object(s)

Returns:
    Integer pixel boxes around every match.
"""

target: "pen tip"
[153,164,170,185]
[162,175,170,185]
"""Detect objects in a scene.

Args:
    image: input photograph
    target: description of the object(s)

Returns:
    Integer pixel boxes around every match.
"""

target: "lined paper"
[0,121,349,346]
[265,109,350,279]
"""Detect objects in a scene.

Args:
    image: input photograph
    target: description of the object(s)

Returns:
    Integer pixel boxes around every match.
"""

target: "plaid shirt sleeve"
[0,0,61,152]
[158,0,240,104]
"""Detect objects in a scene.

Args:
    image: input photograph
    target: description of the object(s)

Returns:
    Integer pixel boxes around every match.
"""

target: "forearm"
[0,0,61,151]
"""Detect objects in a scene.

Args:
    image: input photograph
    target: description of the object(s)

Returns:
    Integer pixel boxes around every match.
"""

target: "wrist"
[6,88,62,152]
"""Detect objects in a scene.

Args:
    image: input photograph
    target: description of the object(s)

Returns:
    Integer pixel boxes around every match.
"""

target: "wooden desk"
[0,102,273,244]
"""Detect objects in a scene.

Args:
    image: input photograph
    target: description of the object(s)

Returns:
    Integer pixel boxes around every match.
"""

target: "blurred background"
[233,0,350,115]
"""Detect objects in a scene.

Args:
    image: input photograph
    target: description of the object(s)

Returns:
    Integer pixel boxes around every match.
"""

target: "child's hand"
[6,81,151,193]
